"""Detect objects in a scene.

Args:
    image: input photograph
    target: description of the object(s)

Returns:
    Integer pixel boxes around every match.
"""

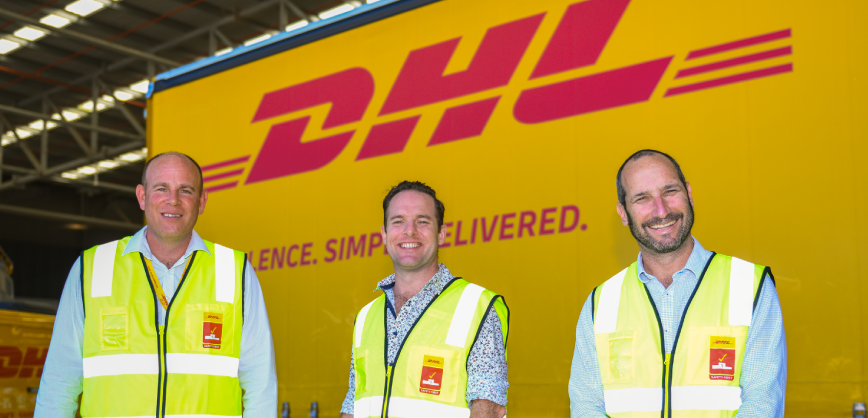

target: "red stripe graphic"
[203,168,244,183]
[665,63,792,97]
[202,156,250,172]
[676,46,791,78]
[205,181,239,193]
[686,29,791,60]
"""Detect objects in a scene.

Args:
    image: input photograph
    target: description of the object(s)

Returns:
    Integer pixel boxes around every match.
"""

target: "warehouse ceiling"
[0,0,354,299]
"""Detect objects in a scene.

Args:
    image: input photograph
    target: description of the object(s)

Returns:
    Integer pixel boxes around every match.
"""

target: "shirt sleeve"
[238,261,278,415]
[466,306,508,406]
[340,349,356,414]
[568,292,608,418]
[735,276,787,417]
[34,257,85,418]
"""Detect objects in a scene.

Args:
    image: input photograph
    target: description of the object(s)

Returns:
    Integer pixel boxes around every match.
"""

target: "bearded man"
[568,150,786,417]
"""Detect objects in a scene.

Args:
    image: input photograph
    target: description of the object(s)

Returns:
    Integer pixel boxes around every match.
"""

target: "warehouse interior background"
[0,0,353,308]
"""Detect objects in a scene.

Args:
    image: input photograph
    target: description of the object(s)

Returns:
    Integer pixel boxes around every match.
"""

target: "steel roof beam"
[0,103,142,141]
[20,0,282,107]
[0,7,180,67]
[0,203,141,231]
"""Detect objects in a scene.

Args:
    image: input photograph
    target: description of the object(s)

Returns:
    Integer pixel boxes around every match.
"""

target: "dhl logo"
[202,0,793,192]
[0,346,47,379]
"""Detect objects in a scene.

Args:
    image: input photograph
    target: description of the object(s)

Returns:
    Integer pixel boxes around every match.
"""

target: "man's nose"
[652,195,668,217]
[402,222,417,236]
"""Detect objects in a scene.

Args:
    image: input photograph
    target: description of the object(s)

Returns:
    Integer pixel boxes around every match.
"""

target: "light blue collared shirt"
[568,238,787,417]
[35,227,277,417]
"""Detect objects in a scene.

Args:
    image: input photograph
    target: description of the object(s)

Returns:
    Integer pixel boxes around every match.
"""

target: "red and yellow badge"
[709,336,736,380]
[203,312,223,349]
[419,355,444,395]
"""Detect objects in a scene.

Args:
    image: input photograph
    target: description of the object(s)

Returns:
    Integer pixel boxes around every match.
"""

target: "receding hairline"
[141,152,204,191]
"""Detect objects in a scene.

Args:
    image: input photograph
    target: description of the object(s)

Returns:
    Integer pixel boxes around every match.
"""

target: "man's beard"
[626,201,695,254]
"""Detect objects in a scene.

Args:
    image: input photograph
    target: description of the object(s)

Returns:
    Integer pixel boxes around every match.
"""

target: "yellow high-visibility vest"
[80,236,246,418]
[593,253,769,418]
[353,278,509,418]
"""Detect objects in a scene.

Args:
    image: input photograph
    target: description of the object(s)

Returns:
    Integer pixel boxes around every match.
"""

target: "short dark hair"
[616,149,688,207]
[383,181,445,230]
[141,152,204,192]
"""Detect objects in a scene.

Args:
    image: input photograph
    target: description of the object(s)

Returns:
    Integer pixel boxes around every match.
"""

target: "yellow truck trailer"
[149,0,868,416]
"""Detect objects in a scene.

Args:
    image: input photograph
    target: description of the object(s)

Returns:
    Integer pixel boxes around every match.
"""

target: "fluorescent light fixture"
[60,109,85,121]
[28,120,58,131]
[15,128,35,139]
[244,34,272,46]
[78,100,108,112]
[215,47,233,56]
[77,166,98,175]
[120,152,144,162]
[129,79,149,94]
[98,160,120,169]
[61,172,79,179]
[14,27,48,41]
[39,14,72,28]
[0,39,22,54]
[65,0,105,17]
[285,20,308,32]
[114,89,135,101]
[319,3,356,19]
[1,136,14,146]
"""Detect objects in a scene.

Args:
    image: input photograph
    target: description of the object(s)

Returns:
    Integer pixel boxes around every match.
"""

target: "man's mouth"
[647,220,676,230]
[162,213,181,218]
[644,214,681,231]
[399,243,420,249]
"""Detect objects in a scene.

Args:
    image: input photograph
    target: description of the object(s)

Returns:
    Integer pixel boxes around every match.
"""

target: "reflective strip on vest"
[444,283,485,347]
[355,300,376,348]
[92,415,242,418]
[214,244,236,303]
[166,353,239,377]
[728,257,755,326]
[92,240,119,297]
[83,354,158,377]
[671,386,742,410]
[594,268,627,334]
[604,388,663,413]
[388,397,471,418]
[354,396,384,417]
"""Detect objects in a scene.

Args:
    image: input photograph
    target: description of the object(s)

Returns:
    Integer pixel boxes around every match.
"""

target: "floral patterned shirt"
[340,264,508,413]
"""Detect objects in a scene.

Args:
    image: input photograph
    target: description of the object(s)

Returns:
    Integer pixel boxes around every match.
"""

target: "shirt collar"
[376,263,454,295]
[123,226,211,267]
[636,237,712,284]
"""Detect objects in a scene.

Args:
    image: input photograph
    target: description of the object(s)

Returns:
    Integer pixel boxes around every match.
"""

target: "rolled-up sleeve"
[35,257,85,418]
[568,292,607,418]
[466,306,508,406]
[238,262,278,415]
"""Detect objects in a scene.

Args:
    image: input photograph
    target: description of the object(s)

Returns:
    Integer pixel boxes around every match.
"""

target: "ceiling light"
[319,3,356,19]
[244,34,272,46]
[98,160,120,169]
[214,47,233,56]
[78,100,108,112]
[60,109,85,121]
[15,128,35,139]
[63,223,88,230]
[77,166,98,175]
[28,120,58,131]
[61,172,79,179]
[14,27,48,42]
[100,94,114,103]
[0,39,22,54]
[285,21,308,32]
[113,89,135,101]
[129,80,149,94]
[1,136,14,146]
[120,152,144,162]
[40,14,72,29]
[65,0,105,17]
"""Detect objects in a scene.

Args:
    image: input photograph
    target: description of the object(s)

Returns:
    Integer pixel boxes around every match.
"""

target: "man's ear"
[136,184,146,210]
[438,223,447,245]
[198,189,208,215]
[686,182,694,207]
[616,202,629,227]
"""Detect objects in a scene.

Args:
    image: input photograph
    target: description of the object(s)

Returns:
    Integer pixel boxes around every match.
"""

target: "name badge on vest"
[709,336,735,380]
[203,312,223,349]
[420,355,444,395]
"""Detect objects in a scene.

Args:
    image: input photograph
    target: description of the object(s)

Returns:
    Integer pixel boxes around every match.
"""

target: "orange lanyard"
[143,257,192,310]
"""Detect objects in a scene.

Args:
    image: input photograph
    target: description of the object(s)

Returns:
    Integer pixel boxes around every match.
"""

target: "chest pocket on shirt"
[185,304,235,354]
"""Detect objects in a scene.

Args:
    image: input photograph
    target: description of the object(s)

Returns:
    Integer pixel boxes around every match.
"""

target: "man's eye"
[635,196,647,202]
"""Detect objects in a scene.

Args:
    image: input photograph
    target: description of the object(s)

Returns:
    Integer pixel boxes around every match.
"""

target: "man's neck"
[640,238,694,288]
[146,229,192,268]
[392,262,439,313]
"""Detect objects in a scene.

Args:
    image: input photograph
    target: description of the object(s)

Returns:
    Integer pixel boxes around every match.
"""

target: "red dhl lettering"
[0,347,47,379]
[202,0,794,191]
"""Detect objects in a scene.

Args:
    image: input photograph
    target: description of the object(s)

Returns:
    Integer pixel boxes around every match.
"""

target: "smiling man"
[36,152,277,417]
[568,150,786,417]
[340,181,510,418]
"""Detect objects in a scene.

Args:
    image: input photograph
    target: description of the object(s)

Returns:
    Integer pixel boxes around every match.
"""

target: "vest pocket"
[355,353,368,394]
[597,330,638,384]
[100,306,130,351]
